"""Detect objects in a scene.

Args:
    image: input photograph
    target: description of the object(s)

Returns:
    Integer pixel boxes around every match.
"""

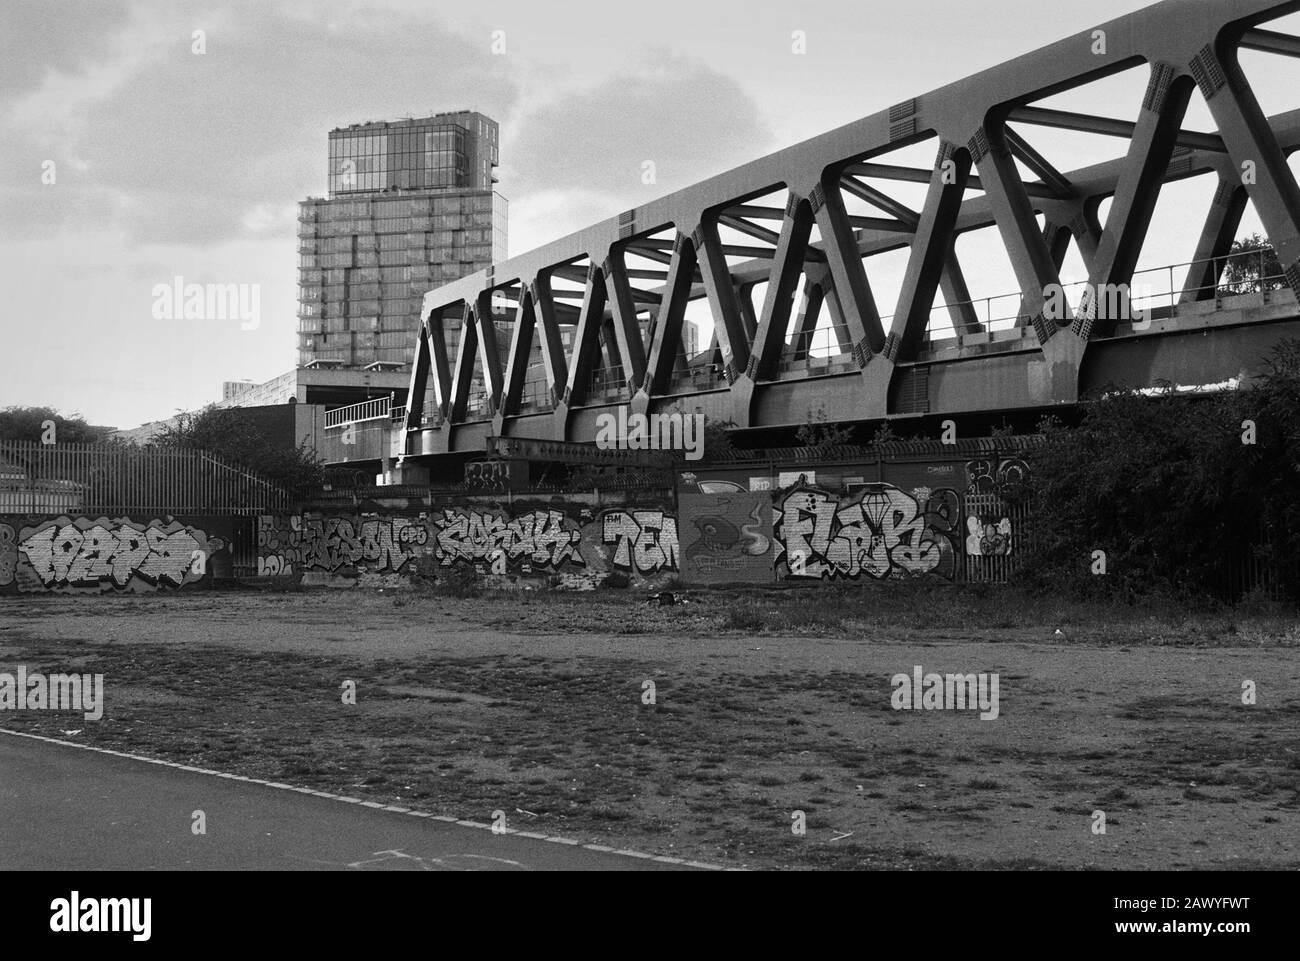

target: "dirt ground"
[1,587,1298,870]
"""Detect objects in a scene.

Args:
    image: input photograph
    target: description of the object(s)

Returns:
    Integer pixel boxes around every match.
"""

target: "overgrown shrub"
[156,405,324,500]
[1016,340,1300,602]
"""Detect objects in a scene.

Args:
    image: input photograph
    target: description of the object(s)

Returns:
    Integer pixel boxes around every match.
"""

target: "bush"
[155,405,323,500]
[1017,341,1300,602]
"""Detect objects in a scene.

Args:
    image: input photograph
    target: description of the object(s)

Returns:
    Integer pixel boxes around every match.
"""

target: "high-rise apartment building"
[297,111,507,371]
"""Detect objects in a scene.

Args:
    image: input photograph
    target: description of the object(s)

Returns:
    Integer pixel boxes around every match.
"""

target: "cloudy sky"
[3,0,1298,429]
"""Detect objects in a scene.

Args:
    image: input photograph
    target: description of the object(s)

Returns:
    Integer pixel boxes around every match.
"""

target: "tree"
[1018,340,1300,601]
[155,405,323,500]
[1219,233,1285,295]
[703,417,739,461]
[0,406,113,444]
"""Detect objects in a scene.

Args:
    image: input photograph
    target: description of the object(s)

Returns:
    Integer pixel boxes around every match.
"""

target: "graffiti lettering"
[435,508,583,570]
[966,457,1029,497]
[602,511,680,574]
[258,515,425,575]
[775,484,959,580]
[16,517,222,591]
[464,461,509,491]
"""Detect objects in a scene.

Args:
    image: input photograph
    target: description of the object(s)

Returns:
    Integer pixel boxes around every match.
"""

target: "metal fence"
[959,493,1033,584]
[0,440,291,516]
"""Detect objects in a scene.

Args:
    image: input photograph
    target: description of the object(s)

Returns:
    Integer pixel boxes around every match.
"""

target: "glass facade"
[327,112,498,195]
[298,112,505,370]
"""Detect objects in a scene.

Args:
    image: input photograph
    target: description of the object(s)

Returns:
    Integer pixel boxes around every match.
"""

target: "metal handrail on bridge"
[323,395,393,430]
[903,244,1291,342]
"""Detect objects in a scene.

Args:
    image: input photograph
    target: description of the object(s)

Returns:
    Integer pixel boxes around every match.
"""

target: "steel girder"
[402,0,1300,458]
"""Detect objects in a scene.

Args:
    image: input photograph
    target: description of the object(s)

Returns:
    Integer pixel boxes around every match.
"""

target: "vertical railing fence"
[0,440,291,516]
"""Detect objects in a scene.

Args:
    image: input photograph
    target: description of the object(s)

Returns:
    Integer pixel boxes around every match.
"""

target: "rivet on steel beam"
[1143,62,1178,114]
[883,331,900,362]
[935,141,955,170]
[1189,45,1226,100]
[1031,313,1055,345]
[809,183,827,214]
[888,98,918,122]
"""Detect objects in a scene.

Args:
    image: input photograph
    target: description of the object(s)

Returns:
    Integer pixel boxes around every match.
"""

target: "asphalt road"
[0,733,699,871]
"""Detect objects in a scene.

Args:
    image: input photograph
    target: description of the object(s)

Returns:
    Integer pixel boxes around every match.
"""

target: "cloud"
[0,0,133,104]
[503,188,624,259]
[503,50,773,208]
[1,0,520,245]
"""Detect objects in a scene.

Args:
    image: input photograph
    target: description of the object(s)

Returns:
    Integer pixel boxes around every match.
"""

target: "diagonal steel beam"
[1075,64,1194,337]
[499,287,535,419]
[888,142,974,360]
[1009,105,1227,153]
[748,196,815,381]
[725,204,789,220]
[473,291,505,415]
[693,219,751,381]
[602,249,648,391]
[426,303,459,420]
[939,245,982,334]
[560,265,608,407]
[812,176,885,359]
[447,303,480,422]
[404,313,435,438]
[975,125,1065,350]
[719,214,782,246]
[1004,127,1075,199]
[1240,27,1300,57]
[1195,40,1300,295]
[640,233,699,399]
[839,176,920,227]
[1181,179,1249,302]
[531,274,569,404]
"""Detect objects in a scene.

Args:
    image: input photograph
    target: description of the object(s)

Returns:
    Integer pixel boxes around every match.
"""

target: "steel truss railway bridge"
[395,0,1300,470]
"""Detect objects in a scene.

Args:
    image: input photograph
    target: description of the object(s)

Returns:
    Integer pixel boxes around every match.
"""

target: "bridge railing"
[517,380,553,411]
[585,364,629,402]
[894,246,1293,348]
[324,395,392,430]
[667,364,727,394]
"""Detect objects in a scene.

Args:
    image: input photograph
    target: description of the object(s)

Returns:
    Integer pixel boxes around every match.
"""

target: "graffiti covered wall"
[774,483,961,581]
[256,496,680,590]
[0,515,233,594]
